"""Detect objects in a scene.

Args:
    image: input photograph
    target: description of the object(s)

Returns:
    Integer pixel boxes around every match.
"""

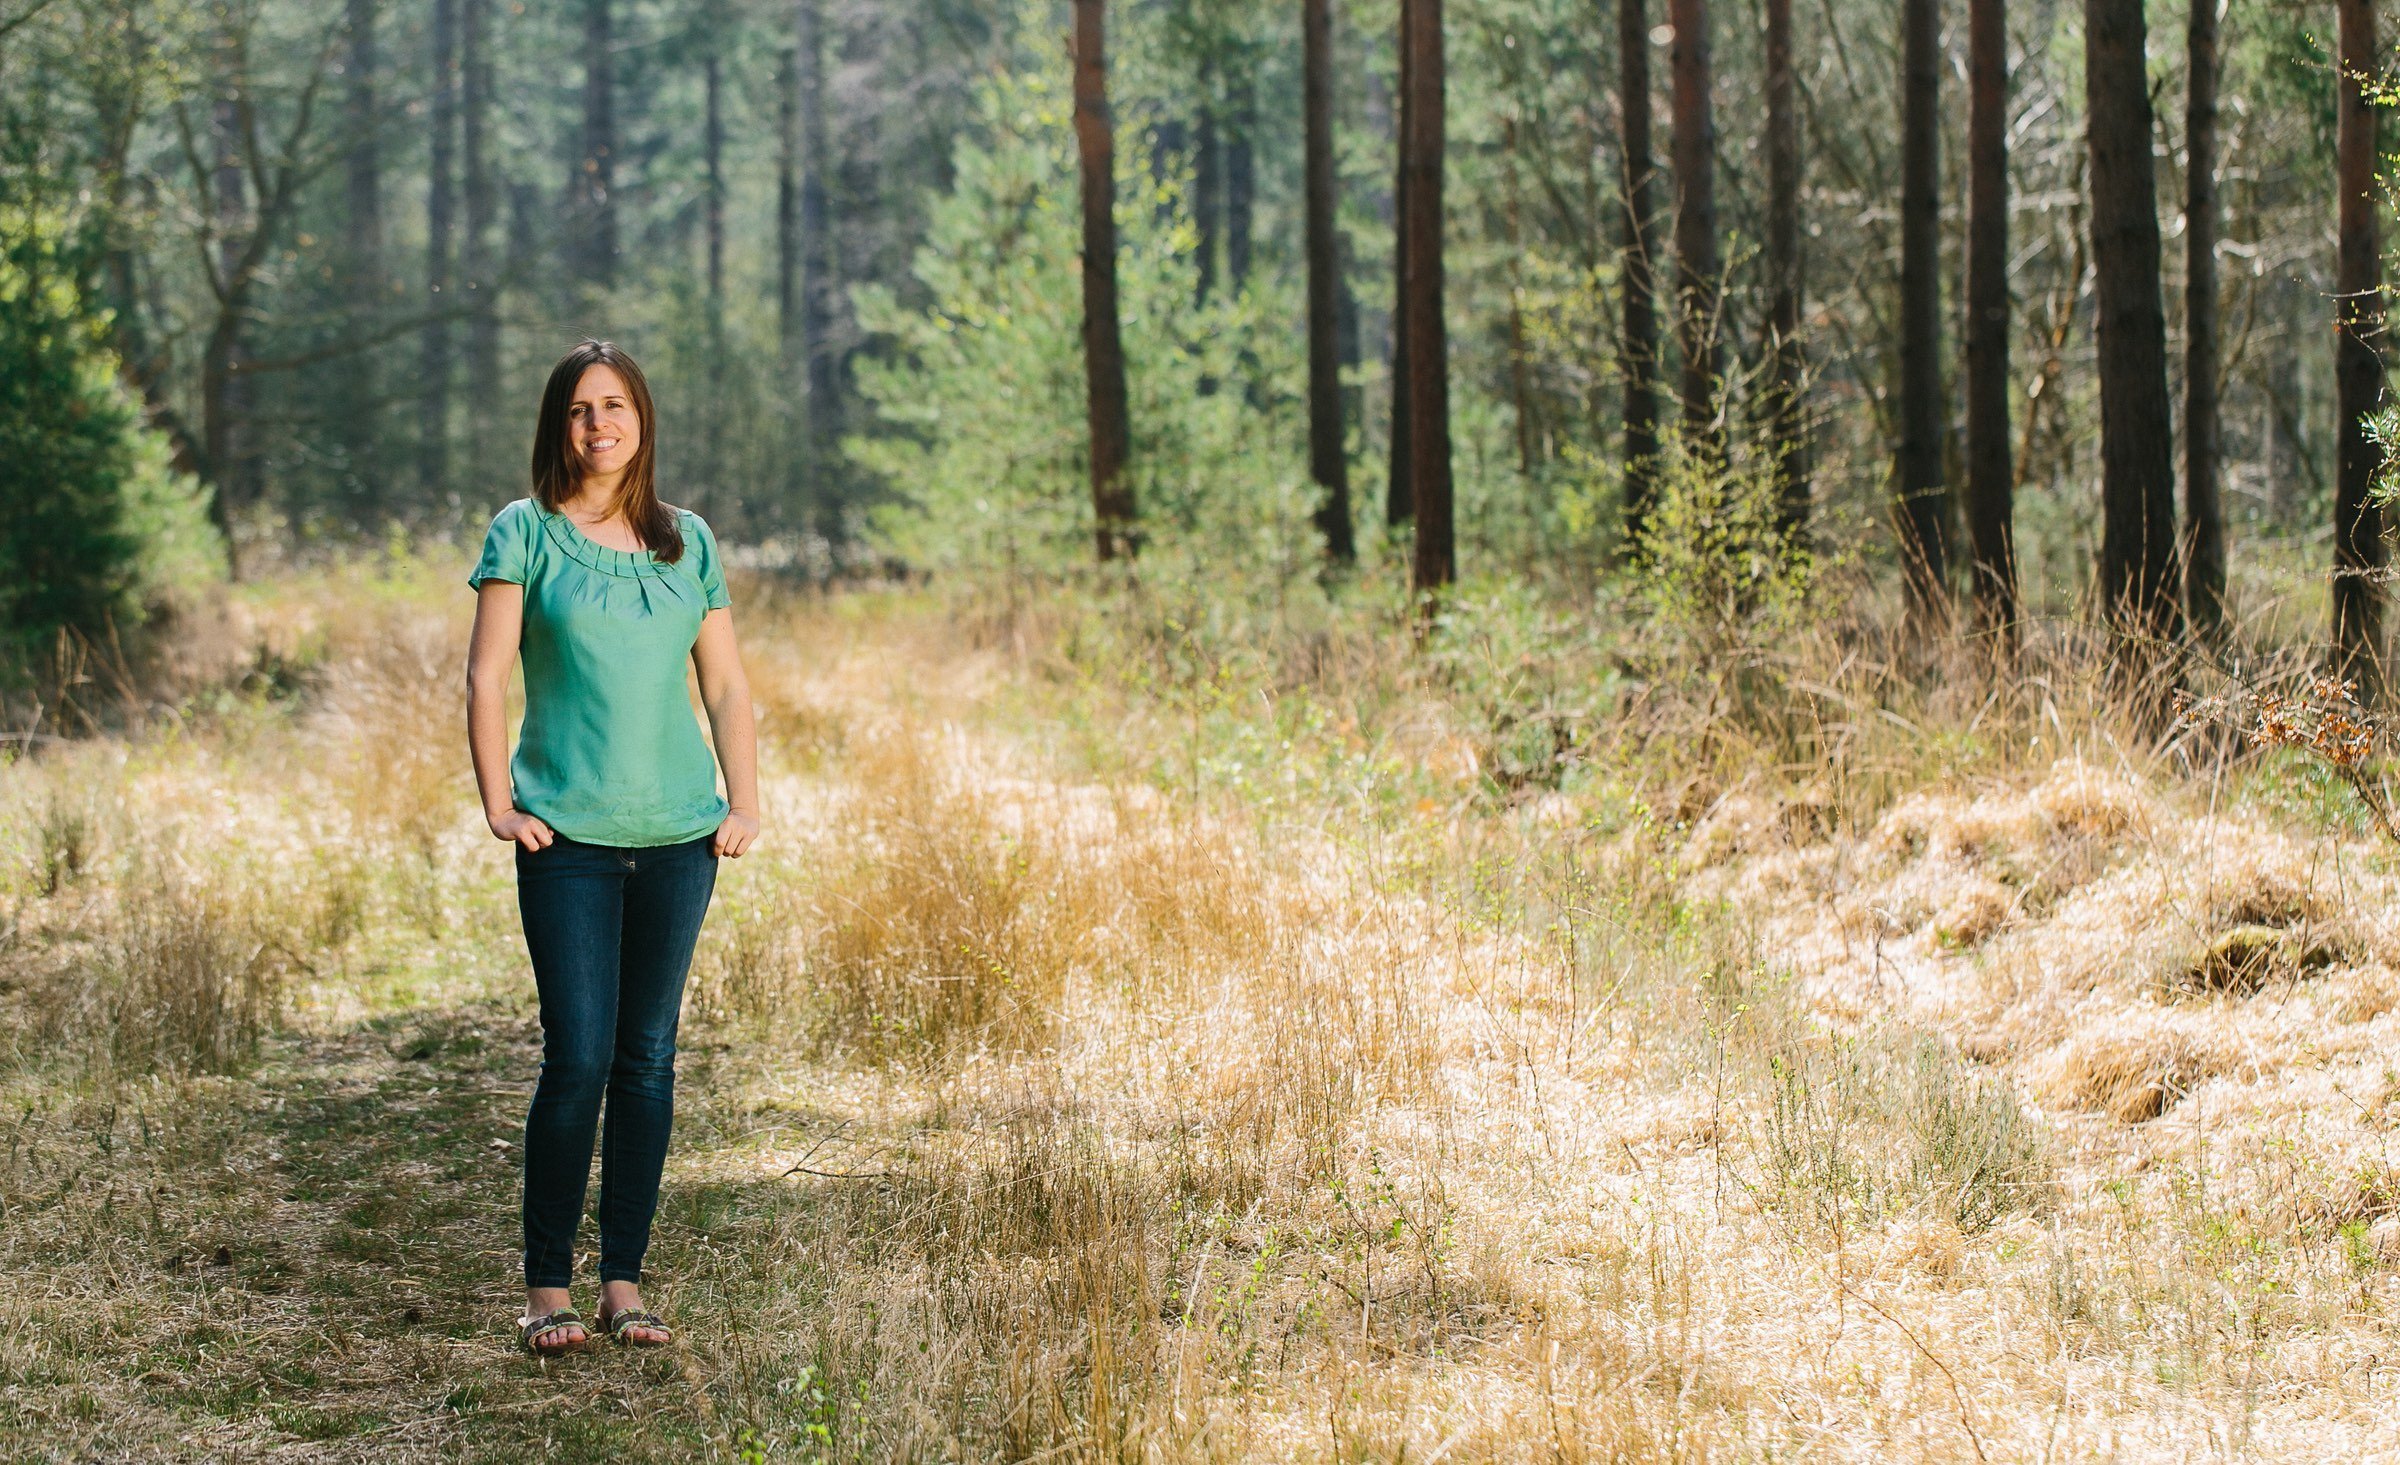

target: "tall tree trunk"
[1667,0,1719,440]
[1618,0,1660,534]
[797,0,839,472]
[1764,0,1806,532]
[776,42,797,356]
[1398,0,1452,594]
[204,36,253,543]
[1072,0,1136,561]
[343,0,381,294]
[2334,0,2386,687]
[1303,0,1355,562]
[2085,0,2182,651]
[340,0,382,513]
[1194,57,1222,304]
[701,44,725,494]
[1894,0,1948,626]
[1385,21,1413,527]
[422,0,458,508]
[575,0,614,286]
[2182,0,2225,639]
[462,0,499,478]
[1226,53,1256,288]
[704,50,724,317]
[1964,0,2016,636]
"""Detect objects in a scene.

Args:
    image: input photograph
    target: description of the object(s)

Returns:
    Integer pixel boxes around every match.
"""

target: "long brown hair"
[528,338,684,563]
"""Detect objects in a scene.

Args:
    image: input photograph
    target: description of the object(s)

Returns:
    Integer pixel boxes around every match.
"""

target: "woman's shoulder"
[489,495,542,528]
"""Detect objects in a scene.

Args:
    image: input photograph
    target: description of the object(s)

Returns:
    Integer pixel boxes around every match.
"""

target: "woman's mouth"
[586,436,620,453]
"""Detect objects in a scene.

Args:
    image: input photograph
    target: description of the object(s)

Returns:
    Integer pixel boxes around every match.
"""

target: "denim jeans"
[513,831,719,1288]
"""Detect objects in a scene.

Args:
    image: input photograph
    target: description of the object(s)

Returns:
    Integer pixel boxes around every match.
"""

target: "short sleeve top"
[468,497,733,846]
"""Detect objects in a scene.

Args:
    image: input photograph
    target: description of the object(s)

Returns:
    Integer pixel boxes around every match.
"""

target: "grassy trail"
[8,985,819,1459]
[14,582,2400,1459]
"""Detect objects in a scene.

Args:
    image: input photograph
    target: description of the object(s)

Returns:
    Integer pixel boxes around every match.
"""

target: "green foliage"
[1628,424,1820,670]
[0,204,221,673]
[848,12,1327,586]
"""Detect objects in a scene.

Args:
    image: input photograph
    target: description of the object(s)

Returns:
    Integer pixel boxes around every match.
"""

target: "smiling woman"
[462,338,762,1357]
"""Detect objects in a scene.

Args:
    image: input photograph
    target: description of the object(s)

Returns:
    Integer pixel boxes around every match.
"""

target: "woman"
[465,339,761,1355]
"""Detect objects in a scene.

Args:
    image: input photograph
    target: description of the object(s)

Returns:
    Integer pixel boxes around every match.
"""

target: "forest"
[7,0,2400,1457]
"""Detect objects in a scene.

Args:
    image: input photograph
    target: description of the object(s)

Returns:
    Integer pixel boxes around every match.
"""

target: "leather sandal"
[596,1305,672,1347]
[518,1307,589,1355]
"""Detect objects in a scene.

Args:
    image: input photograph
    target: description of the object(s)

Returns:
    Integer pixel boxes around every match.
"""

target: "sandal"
[518,1307,589,1355]
[597,1305,673,1347]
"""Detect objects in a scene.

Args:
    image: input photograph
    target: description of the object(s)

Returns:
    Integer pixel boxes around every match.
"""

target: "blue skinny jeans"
[513,831,718,1289]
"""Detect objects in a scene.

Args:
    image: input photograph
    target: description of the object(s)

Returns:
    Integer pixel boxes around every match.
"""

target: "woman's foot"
[520,1286,588,1354]
[597,1280,671,1346]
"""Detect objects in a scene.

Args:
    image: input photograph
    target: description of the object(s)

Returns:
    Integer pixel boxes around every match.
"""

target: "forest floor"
[6,561,2400,1460]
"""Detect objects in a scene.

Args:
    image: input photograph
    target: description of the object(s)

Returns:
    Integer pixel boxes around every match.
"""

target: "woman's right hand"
[489,808,557,852]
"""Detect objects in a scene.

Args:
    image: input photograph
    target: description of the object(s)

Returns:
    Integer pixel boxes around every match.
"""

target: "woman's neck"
[559,478,627,521]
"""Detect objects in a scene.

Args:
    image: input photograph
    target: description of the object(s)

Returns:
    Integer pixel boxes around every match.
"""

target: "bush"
[0,202,222,680]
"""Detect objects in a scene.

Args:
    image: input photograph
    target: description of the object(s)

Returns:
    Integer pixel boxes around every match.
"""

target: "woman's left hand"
[712,809,760,858]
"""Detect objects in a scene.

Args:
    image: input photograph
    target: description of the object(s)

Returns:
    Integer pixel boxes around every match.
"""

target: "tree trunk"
[1399,0,1452,594]
[421,0,458,507]
[1071,0,1136,561]
[704,50,724,316]
[1303,0,1355,562]
[205,38,254,542]
[776,42,797,355]
[2085,0,2182,653]
[1194,58,1222,304]
[1385,20,1413,527]
[1964,0,2015,636]
[575,0,614,286]
[2334,0,2386,687]
[1226,54,1256,288]
[1618,0,1661,534]
[339,0,382,513]
[1667,0,1718,440]
[798,0,840,468]
[1894,0,1948,626]
[2181,0,2224,639]
[1764,0,1806,532]
[462,0,499,476]
[343,0,381,293]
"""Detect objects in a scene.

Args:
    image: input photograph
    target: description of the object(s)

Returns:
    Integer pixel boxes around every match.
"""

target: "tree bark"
[2182,0,2224,640]
[1194,57,1222,305]
[704,50,724,316]
[1226,54,1255,288]
[1764,0,1806,532]
[1385,19,1413,527]
[421,0,458,506]
[1964,0,2016,637]
[575,0,614,285]
[1072,0,1136,561]
[1894,0,1948,626]
[1667,0,1719,441]
[2334,0,2386,687]
[797,0,840,471]
[1618,0,1660,534]
[343,0,381,293]
[776,42,797,355]
[2085,0,2183,651]
[1303,0,1355,562]
[462,0,498,473]
[1399,0,1452,594]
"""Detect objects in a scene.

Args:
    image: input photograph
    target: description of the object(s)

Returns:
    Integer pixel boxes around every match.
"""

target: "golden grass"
[8,559,2400,1458]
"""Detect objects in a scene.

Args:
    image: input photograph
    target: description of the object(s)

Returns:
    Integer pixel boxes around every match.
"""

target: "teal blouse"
[468,497,733,847]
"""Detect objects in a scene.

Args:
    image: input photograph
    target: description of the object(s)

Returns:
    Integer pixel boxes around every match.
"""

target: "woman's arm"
[466,580,555,851]
[692,605,760,857]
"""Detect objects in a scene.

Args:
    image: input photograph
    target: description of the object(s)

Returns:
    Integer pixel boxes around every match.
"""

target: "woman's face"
[568,363,641,485]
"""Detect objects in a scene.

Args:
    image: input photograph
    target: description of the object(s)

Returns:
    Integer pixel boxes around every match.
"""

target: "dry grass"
[8,560,2400,1458]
